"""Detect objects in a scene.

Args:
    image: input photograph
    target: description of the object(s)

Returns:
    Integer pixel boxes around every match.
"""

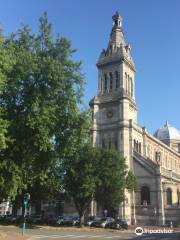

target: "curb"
[38,225,134,234]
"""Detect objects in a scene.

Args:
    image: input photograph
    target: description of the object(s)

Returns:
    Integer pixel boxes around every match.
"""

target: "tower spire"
[112,11,122,28]
[109,11,125,47]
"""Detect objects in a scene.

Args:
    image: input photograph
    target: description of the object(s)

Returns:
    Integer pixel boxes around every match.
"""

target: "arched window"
[130,77,133,97]
[134,140,136,150]
[104,74,107,92]
[134,140,139,152]
[101,77,103,93]
[141,186,150,205]
[125,73,128,92]
[177,189,180,206]
[115,71,119,89]
[128,75,131,95]
[167,188,172,205]
[136,141,139,152]
[178,143,180,153]
[139,143,141,154]
[109,72,113,91]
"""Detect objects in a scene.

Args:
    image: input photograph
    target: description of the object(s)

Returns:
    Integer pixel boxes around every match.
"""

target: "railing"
[161,167,180,181]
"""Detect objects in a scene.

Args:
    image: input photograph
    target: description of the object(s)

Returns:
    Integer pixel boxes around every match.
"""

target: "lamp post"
[22,193,30,236]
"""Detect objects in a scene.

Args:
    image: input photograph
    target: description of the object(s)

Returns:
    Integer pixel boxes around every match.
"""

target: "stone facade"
[90,12,180,225]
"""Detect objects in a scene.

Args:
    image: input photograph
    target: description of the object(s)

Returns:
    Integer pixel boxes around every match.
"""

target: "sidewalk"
[0,231,31,240]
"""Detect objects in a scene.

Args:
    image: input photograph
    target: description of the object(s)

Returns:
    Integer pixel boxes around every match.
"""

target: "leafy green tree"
[63,143,99,226]
[63,142,137,225]
[95,148,127,216]
[0,12,85,203]
[0,31,14,151]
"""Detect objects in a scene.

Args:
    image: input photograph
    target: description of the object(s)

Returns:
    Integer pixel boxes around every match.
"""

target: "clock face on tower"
[106,109,113,118]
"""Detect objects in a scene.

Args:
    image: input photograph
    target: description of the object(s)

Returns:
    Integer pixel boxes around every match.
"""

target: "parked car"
[45,215,58,225]
[56,216,64,226]
[3,215,22,224]
[99,217,115,228]
[0,215,5,222]
[106,219,128,230]
[85,216,96,226]
[90,217,102,227]
[60,216,80,226]
[91,217,114,228]
[27,214,42,224]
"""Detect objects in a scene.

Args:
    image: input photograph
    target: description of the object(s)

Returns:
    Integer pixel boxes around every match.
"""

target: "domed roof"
[154,121,180,141]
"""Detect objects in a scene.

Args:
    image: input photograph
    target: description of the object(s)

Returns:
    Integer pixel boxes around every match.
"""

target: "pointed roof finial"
[112,11,122,28]
[165,120,170,127]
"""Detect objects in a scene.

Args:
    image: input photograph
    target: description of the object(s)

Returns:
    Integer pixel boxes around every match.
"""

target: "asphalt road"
[0,226,180,240]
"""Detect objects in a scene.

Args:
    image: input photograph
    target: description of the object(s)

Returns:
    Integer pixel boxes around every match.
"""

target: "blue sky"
[0,0,179,134]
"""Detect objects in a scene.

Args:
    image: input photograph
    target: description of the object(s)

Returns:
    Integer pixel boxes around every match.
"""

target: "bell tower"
[90,12,137,223]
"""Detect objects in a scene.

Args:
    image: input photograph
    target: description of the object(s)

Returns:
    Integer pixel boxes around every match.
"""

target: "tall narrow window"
[134,140,136,150]
[125,73,128,92]
[104,74,107,92]
[177,189,180,206]
[139,143,141,154]
[128,75,131,95]
[167,188,172,205]
[136,141,139,152]
[131,77,133,97]
[115,71,119,89]
[109,72,113,91]
[178,144,180,153]
[141,186,150,205]
[101,77,103,93]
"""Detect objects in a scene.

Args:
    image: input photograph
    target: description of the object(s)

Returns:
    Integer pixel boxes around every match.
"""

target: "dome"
[154,121,180,141]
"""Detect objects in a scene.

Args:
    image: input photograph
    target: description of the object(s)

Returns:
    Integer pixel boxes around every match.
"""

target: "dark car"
[27,214,42,224]
[106,219,128,230]
[99,217,115,228]
[4,215,18,224]
[0,215,5,222]
[61,216,80,226]
[56,216,64,226]
[85,216,96,226]
[45,215,58,225]
[90,217,102,227]
[91,217,114,228]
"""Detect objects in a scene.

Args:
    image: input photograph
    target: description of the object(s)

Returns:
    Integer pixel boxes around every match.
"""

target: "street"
[0,226,180,240]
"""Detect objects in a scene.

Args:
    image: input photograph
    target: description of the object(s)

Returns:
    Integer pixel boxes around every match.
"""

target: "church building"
[89,12,180,225]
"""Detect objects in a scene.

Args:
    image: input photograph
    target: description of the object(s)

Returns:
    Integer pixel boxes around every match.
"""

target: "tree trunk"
[79,211,85,227]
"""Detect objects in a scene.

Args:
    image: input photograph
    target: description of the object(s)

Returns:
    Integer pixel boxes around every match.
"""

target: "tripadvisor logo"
[135,227,143,236]
[135,227,173,236]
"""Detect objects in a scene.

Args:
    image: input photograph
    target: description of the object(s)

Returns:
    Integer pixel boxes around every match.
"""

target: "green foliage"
[63,144,137,224]
[126,170,137,191]
[63,143,99,224]
[0,12,137,220]
[0,12,85,202]
[0,32,14,150]
[95,148,127,213]
[0,161,23,201]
